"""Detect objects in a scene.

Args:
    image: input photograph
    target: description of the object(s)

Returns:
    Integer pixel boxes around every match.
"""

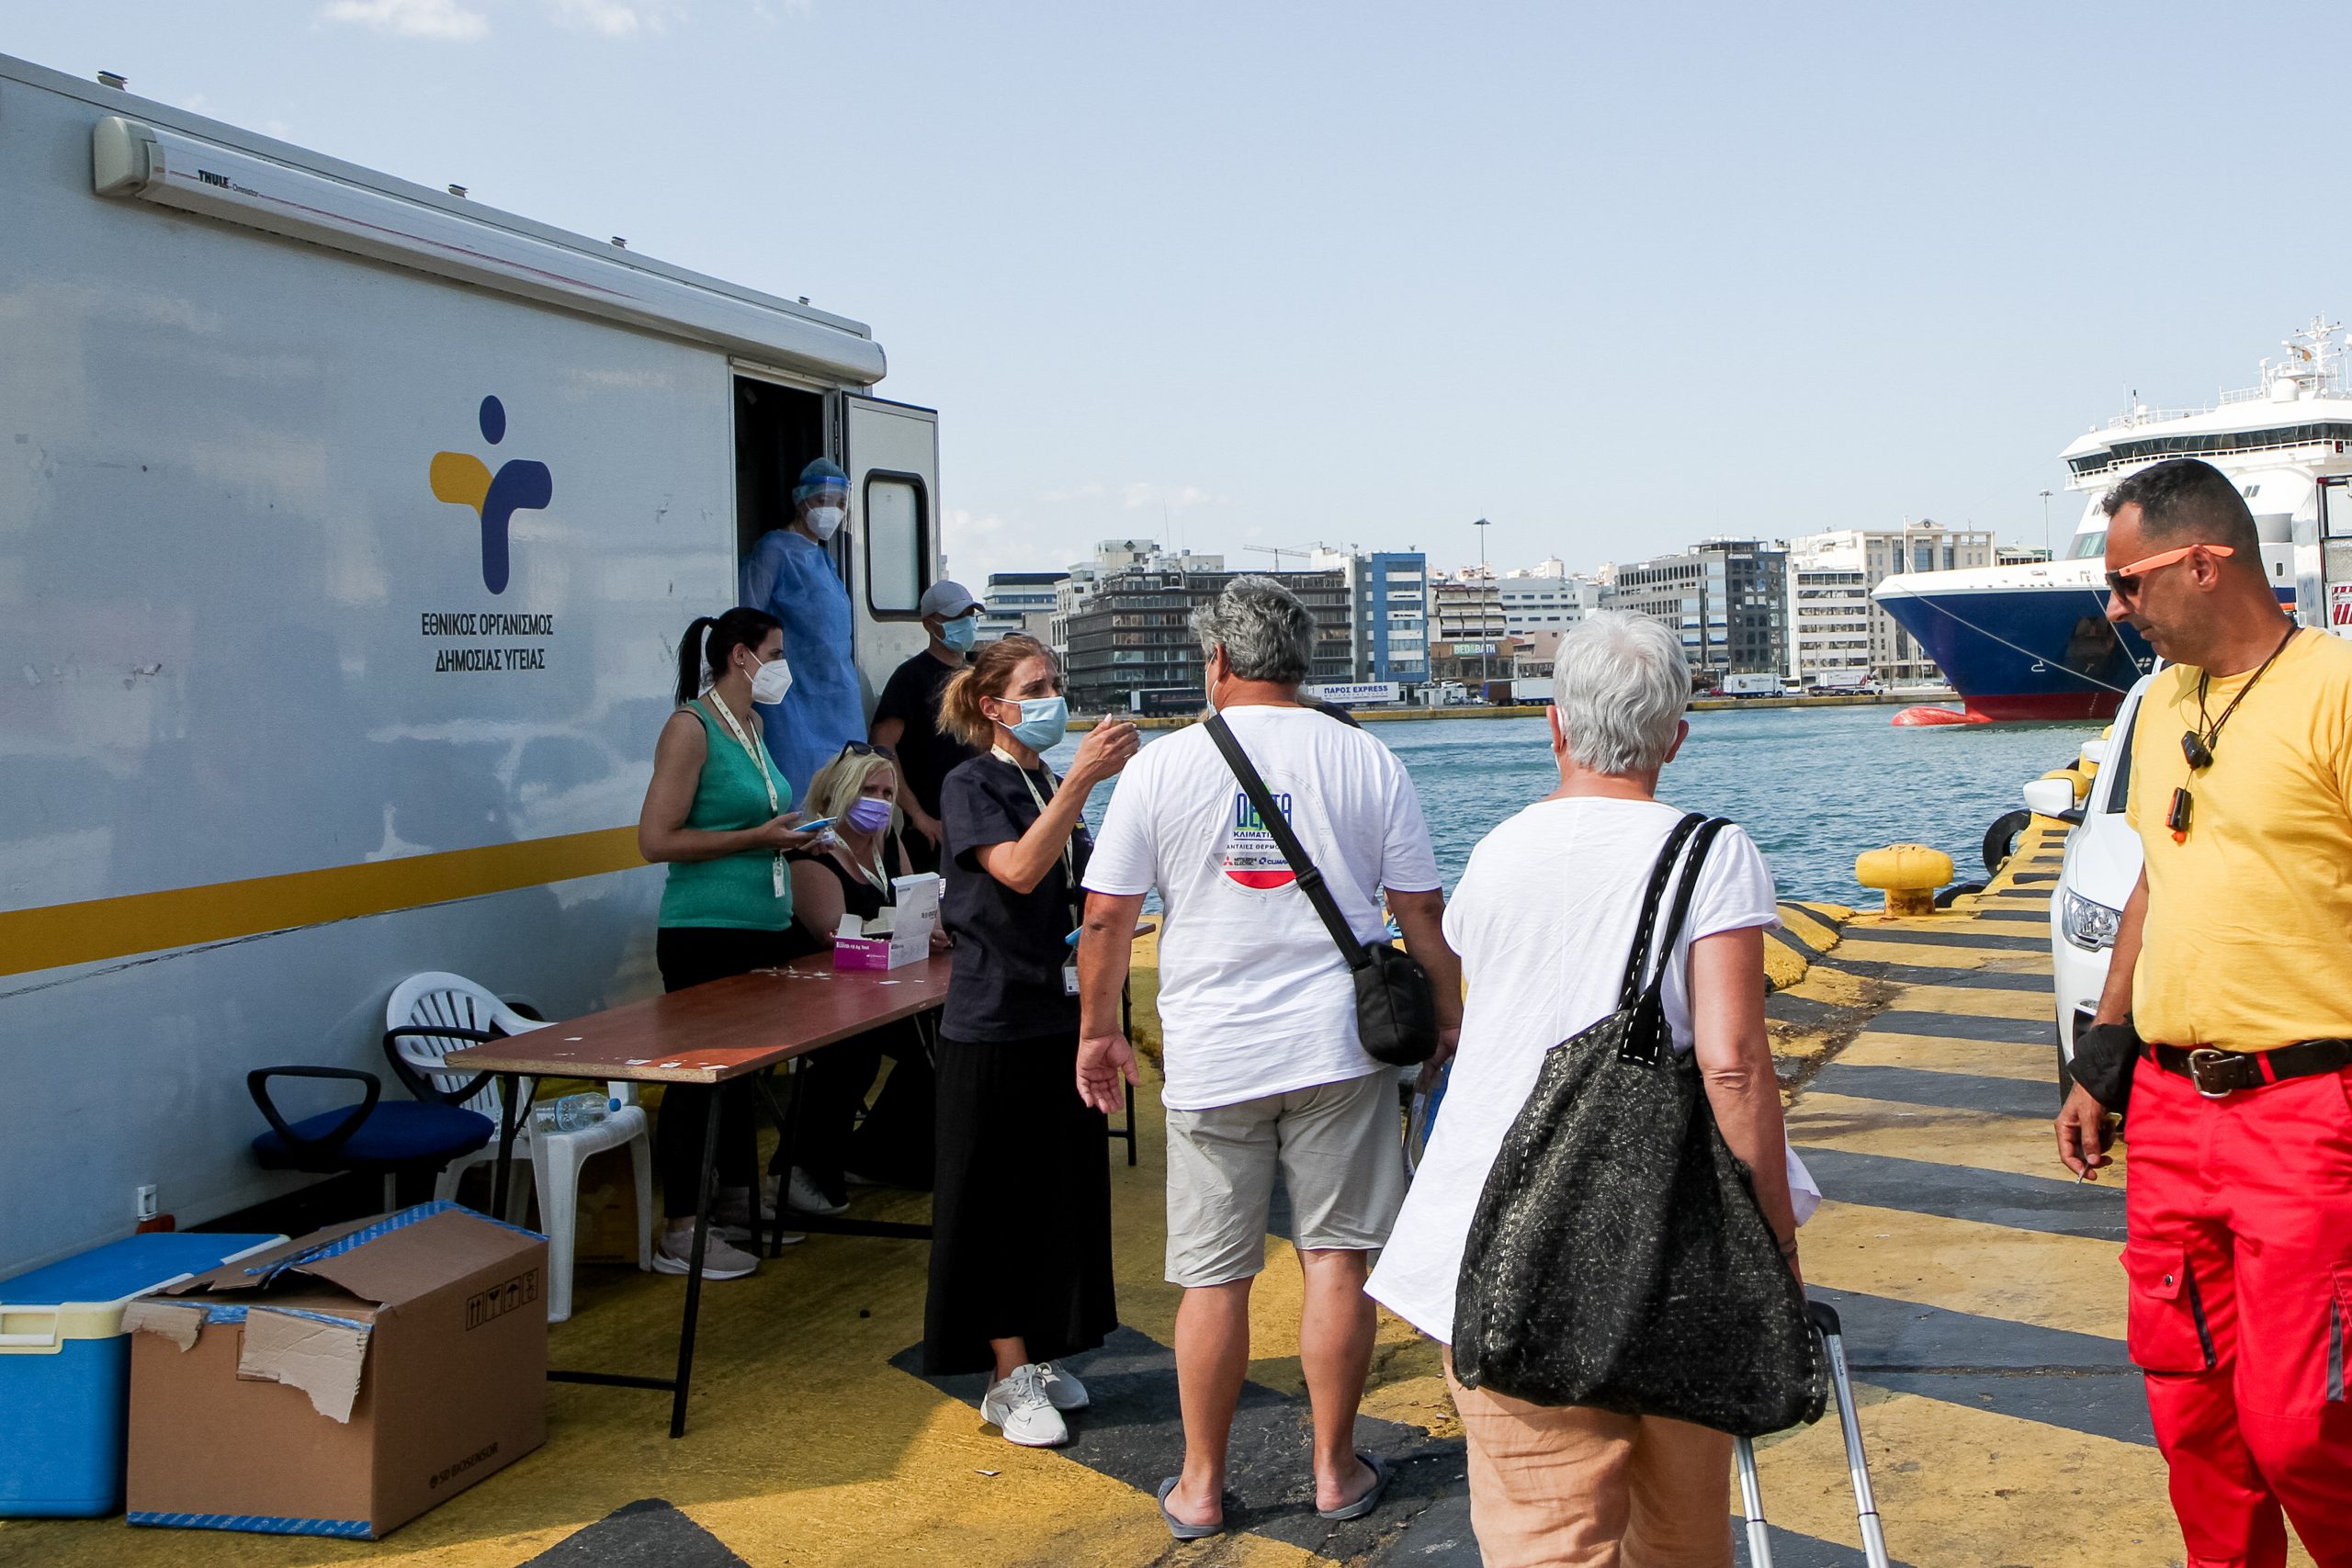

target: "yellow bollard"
[1855,843,1954,917]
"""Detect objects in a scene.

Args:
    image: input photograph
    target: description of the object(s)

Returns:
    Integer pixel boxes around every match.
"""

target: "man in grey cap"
[871,580,987,868]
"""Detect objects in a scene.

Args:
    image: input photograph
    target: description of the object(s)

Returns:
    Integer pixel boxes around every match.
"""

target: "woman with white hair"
[1366,611,1817,1568]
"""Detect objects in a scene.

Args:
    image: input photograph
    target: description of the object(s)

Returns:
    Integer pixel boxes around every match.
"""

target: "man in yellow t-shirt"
[2054,457,2352,1568]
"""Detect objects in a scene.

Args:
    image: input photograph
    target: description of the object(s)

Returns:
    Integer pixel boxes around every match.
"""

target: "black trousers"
[651,926,791,1220]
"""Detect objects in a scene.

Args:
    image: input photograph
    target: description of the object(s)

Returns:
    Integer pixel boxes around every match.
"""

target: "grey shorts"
[1163,1070,1407,1288]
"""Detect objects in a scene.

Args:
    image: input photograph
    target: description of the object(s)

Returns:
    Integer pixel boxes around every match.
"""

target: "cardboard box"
[122,1201,547,1539]
[831,871,943,971]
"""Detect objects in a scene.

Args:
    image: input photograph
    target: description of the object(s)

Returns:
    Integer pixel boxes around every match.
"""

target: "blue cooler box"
[0,1232,283,1517]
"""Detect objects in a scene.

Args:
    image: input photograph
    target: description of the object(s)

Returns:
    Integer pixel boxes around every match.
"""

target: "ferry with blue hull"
[1876,320,2341,720]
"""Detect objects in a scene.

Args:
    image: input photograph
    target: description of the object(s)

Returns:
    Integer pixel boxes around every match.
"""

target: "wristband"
[1777,1236,1800,1260]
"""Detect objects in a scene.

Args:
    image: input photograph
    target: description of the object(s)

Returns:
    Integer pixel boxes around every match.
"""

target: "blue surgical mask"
[938,616,978,654]
[996,694,1069,752]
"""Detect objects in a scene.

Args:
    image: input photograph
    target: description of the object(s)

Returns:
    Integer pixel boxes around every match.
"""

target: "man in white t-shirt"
[1077,576,1463,1539]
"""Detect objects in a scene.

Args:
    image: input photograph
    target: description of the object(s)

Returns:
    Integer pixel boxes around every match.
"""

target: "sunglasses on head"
[2105,543,2233,600]
[834,740,894,761]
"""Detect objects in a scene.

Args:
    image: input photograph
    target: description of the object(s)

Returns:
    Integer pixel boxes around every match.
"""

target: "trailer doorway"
[733,375,829,560]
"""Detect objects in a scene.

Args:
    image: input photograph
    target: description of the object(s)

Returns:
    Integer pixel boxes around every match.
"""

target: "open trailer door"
[833,391,941,688]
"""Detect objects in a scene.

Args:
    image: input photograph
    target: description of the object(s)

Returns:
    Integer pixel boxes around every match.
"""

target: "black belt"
[2143,1038,2352,1098]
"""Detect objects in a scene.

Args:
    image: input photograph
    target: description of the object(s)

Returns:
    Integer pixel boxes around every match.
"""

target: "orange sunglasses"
[2105,543,2233,600]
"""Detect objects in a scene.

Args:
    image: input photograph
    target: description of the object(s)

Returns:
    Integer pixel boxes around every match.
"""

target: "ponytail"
[940,634,1050,747]
[673,608,781,706]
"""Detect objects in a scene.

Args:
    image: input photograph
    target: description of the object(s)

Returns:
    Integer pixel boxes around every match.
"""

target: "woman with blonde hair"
[775,744,944,1212]
[921,636,1139,1449]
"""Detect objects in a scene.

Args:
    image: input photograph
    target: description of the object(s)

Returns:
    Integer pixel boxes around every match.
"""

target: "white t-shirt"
[1083,705,1442,1111]
[1365,796,1821,1346]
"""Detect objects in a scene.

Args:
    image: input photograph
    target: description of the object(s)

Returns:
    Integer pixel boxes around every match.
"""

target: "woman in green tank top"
[637,608,822,1279]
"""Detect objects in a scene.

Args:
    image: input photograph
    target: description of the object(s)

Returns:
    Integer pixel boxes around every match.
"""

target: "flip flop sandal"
[1155,1476,1227,1541]
[1317,1450,1391,1522]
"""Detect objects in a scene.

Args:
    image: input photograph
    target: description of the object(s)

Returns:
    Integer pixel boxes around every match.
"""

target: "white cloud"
[1039,481,1105,503]
[1122,481,1224,512]
[548,0,686,36]
[943,506,1011,542]
[320,0,491,39]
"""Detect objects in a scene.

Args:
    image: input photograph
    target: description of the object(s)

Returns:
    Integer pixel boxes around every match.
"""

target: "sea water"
[1051,705,2099,903]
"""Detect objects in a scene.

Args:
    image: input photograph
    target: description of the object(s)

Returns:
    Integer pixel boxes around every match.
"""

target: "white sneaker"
[651,1225,761,1280]
[1035,1361,1090,1412]
[785,1167,848,1217]
[980,1364,1070,1447]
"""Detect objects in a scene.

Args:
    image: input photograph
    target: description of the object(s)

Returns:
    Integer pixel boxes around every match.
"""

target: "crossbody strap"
[1630,816,1736,1008]
[1204,713,1369,972]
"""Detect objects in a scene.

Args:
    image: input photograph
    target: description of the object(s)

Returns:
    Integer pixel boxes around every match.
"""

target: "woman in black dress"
[923,634,1141,1448]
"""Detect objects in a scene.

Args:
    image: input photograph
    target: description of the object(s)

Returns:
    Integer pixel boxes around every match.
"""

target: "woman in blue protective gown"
[741,457,867,805]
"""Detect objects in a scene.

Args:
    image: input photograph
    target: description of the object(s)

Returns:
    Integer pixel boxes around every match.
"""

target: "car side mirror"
[2079,739,2111,769]
[2022,777,2083,825]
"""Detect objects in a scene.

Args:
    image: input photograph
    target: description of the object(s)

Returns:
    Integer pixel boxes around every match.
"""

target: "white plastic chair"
[383,972,652,1323]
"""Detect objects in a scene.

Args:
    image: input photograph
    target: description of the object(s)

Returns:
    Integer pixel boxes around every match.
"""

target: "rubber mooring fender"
[1983,809,2033,874]
[1935,882,1985,909]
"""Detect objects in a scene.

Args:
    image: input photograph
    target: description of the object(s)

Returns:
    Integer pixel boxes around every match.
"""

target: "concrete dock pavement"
[4,818,2297,1567]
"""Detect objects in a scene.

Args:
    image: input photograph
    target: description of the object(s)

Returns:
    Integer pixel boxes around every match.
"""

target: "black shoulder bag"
[1203,714,1440,1068]
[1451,813,1826,1438]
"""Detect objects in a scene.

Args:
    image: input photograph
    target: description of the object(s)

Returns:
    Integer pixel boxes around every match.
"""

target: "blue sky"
[7,1,2346,584]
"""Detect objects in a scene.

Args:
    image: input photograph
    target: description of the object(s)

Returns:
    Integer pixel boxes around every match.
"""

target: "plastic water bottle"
[535,1091,613,1134]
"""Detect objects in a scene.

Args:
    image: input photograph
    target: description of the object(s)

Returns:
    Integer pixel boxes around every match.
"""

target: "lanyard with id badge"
[993,746,1084,996]
[707,694,788,899]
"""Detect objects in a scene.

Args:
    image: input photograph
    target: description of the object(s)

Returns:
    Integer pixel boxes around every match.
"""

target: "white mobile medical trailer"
[0,54,941,1276]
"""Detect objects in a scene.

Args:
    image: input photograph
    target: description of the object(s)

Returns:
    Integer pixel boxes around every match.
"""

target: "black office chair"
[247,1066,496,1210]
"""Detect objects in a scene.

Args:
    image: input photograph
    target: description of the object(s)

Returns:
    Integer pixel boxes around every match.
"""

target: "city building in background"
[1430,571,1506,646]
[1314,548,1430,683]
[1049,541,1225,659]
[1600,537,1788,678]
[1496,572,1600,635]
[978,570,1068,641]
[1061,564,1349,712]
[1784,522,1993,685]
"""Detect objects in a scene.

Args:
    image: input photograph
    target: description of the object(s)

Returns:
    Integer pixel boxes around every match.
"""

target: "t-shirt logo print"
[1222,789,1298,889]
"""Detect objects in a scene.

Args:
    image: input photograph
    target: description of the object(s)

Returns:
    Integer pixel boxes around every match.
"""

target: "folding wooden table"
[444,953,950,1437]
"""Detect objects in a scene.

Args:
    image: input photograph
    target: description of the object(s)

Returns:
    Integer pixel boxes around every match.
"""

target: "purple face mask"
[844,796,894,834]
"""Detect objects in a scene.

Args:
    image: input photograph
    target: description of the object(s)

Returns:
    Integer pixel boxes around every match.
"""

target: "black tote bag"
[1450,813,1825,1438]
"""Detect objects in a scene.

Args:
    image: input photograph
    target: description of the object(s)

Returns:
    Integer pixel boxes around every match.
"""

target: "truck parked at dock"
[0,55,942,1278]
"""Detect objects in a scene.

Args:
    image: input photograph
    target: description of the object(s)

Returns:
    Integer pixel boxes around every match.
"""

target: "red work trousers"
[2124,1058,2352,1568]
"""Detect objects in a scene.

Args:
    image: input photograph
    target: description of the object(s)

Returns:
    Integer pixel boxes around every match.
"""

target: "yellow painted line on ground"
[1781,965,1882,1010]
[1749,1388,2222,1568]
[1801,1200,2122,1339]
[1791,1091,2127,1186]
[1834,1032,2064,1084]
[0,826,646,978]
[1876,982,2053,1021]
[1834,936,2051,973]
[1775,903,1848,953]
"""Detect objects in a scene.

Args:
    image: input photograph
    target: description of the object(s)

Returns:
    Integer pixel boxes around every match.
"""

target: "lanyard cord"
[2192,622,2299,760]
[702,693,786,897]
[991,747,1078,887]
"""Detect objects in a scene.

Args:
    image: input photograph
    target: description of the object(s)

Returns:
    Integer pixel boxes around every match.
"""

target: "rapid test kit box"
[831,872,944,971]
[121,1201,547,1539]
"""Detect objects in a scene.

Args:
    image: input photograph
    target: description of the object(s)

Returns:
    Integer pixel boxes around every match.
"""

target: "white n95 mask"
[807,504,845,541]
[751,656,795,705]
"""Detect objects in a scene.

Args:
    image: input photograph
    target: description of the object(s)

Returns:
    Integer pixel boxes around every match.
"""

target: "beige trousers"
[1445,1355,1734,1568]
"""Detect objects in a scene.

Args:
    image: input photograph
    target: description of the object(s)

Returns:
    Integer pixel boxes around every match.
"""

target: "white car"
[2021,673,2154,1099]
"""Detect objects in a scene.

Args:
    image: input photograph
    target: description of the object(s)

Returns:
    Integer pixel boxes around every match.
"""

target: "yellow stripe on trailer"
[0,826,645,978]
